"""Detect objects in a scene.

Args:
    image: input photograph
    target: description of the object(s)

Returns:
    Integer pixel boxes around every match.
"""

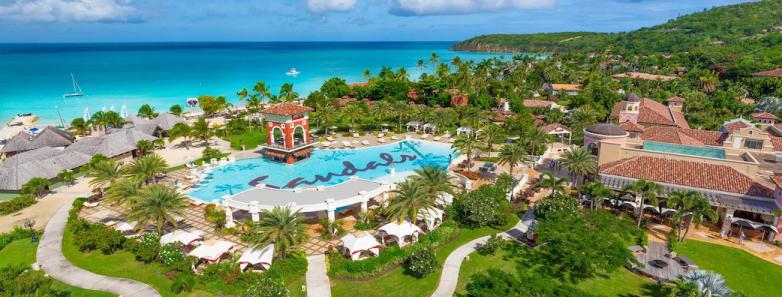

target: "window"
[744,139,764,150]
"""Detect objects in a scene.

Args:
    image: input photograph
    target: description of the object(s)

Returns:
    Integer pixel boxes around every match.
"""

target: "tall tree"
[123,154,168,185]
[313,104,338,136]
[135,140,154,157]
[105,178,142,206]
[479,124,503,152]
[168,122,192,149]
[69,118,90,136]
[341,103,363,131]
[560,148,596,187]
[536,172,569,194]
[668,191,718,242]
[411,166,454,205]
[137,104,158,119]
[622,179,663,228]
[87,160,123,194]
[251,206,307,259]
[452,132,482,170]
[128,185,188,233]
[580,181,613,212]
[497,141,525,177]
[20,178,51,198]
[386,179,437,224]
[192,118,212,146]
[56,169,76,186]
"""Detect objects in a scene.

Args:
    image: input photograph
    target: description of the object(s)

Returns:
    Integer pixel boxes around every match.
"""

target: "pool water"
[643,141,726,159]
[187,140,456,202]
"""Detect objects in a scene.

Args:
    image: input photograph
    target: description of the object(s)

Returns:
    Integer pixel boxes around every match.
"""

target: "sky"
[0,0,754,43]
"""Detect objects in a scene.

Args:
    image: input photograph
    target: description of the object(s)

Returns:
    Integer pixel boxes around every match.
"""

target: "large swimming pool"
[643,141,727,159]
[187,140,456,202]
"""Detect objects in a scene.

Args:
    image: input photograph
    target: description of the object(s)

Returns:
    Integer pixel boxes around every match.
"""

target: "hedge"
[0,227,41,252]
[0,195,36,215]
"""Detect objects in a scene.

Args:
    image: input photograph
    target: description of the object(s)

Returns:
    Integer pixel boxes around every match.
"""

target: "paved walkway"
[431,211,535,297]
[36,196,161,297]
[306,255,331,297]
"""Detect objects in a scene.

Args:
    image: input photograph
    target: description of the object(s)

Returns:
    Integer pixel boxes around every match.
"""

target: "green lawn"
[225,129,266,150]
[62,229,212,297]
[677,240,782,297]
[577,269,666,297]
[331,219,519,297]
[454,249,516,294]
[0,239,115,297]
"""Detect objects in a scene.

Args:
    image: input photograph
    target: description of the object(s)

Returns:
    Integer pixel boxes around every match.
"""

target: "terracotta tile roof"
[751,112,779,121]
[349,82,369,87]
[523,99,555,108]
[612,72,678,81]
[543,123,570,133]
[551,84,582,91]
[721,121,751,133]
[667,96,686,103]
[740,97,757,105]
[451,96,469,107]
[751,67,782,78]
[619,122,645,133]
[612,98,689,128]
[599,156,773,197]
[771,175,782,189]
[770,137,782,151]
[261,103,312,115]
[641,126,726,147]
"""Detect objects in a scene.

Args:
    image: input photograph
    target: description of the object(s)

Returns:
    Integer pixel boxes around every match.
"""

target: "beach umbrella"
[110,105,115,112]
[120,105,128,118]
[83,107,89,121]
[101,106,106,112]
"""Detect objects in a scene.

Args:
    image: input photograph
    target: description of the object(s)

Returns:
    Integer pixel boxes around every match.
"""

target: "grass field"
[677,240,782,297]
[225,129,266,150]
[330,219,519,297]
[0,239,115,297]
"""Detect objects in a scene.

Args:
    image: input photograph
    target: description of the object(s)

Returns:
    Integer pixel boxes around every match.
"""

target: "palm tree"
[668,191,717,242]
[137,104,157,119]
[69,118,90,136]
[341,103,363,131]
[251,206,307,259]
[417,59,425,73]
[386,179,437,224]
[252,81,272,102]
[128,185,188,233]
[21,177,51,198]
[429,53,439,72]
[370,101,393,129]
[279,83,298,102]
[362,69,372,80]
[560,148,596,187]
[237,88,249,102]
[580,181,612,212]
[497,141,525,177]
[123,154,168,185]
[313,104,338,136]
[521,126,550,158]
[168,122,192,149]
[479,124,503,152]
[56,169,76,186]
[680,270,731,297]
[411,166,454,204]
[87,160,122,194]
[452,132,482,170]
[105,178,142,205]
[192,118,212,146]
[536,172,569,194]
[135,140,154,157]
[697,71,719,93]
[391,100,410,132]
[622,179,663,228]
[169,104,184,117]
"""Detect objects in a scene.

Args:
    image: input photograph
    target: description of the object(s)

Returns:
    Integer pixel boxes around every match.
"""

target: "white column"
[382,191,390,207]
[223,202,236,228]
[249,201,261,222]
[361,197,368,213]
[721,208,735,236]
[326,199,336,223]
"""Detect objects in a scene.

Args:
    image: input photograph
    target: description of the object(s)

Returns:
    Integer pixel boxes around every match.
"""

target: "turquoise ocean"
[0,42,504,125]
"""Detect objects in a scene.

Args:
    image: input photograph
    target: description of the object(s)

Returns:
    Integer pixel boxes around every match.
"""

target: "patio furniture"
[361,140,370,146]
[340,231,381,261]
[353,132,360,138]
[421,134,430,139]
[114,221,138,232]
[327,136,335,141]
[238,244,275,271]
[342,141,352,148]
[649,259,669,269]
[377,133,385,138]
[378,138,386,143]
[675,256,698,270]
[433,136,441,141]
[390,135,399,140]
[322,141,331,147]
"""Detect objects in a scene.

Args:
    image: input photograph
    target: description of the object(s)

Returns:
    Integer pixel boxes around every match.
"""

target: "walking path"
[306,254,331,297]
[431,210,535,297]
[36,196,161,297]
[0,179,92,233]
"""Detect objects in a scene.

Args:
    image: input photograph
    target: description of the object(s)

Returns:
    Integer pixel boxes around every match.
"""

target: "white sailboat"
[63,73,84,97]
[286,68,300,76]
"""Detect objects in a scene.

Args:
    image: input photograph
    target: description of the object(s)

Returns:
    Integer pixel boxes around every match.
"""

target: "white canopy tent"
[456,127,474,136]
[417,207,444,231]
[238,244,275,271]
[160,230,202,246]
[340,231,381,261]
[378,221,422,247]
[423,123,438,133]
[188,240,235,264]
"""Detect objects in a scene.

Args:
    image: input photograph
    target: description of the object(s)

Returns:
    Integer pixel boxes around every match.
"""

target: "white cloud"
[307,0,357,13]
[0,0,138,22]
[389,0,556,16]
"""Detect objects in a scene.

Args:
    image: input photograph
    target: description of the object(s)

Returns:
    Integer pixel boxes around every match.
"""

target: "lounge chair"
[391,135,399,140]
[327,136,335,141]
[228,156,236,163]
[377,133,385,138]
[378,138,387,143]
[448,138,455,143]
[322,141,331,147]
[361,140,370,146]
[342,141,352,148]
[353,132,360,138]
[433,136,441,141]
[84,201,100,208]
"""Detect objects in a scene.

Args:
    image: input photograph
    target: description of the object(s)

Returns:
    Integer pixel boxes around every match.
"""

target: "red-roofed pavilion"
[260,103,314,164]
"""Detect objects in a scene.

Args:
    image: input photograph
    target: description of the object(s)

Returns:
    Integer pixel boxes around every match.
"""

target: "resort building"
[611,72,679,82]
[0,146,91,191]
[542,83,582,96]
[611,93,689,129]
[124,112,184,137]
[260,103,314,164]
[587,123,782,241]
[0,127,74,157]
[65,127,157,161]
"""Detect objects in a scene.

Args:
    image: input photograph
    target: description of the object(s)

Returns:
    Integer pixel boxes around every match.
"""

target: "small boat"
[285,68,300,76]
[63,73,84,97]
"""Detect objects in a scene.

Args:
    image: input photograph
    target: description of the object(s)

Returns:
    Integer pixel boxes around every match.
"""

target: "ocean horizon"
[0,42,506,126]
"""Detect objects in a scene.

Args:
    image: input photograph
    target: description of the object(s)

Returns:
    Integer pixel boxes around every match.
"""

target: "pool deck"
[224,178,391,213]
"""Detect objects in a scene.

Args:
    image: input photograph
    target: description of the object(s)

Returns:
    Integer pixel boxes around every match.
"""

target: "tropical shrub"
[241,275,288,297]
[159,243,190,271]
[201,147,224,162]
[200,261,241,285]
[170,271,196,293]
[476,234,505,256]
[0,265,69,296]
[20,177,51,198]
[71,221,126,254]
[0,227,41,252]
[404,246,439,278]
[0,195,36,215]
[455,185,506,227]
[128,232,161,263]
[204,204,226,227]
[534,192,580,220]
[265,251,308,282]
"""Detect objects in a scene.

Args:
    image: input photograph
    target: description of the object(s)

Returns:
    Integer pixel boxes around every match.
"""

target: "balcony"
[261,138,316,152]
